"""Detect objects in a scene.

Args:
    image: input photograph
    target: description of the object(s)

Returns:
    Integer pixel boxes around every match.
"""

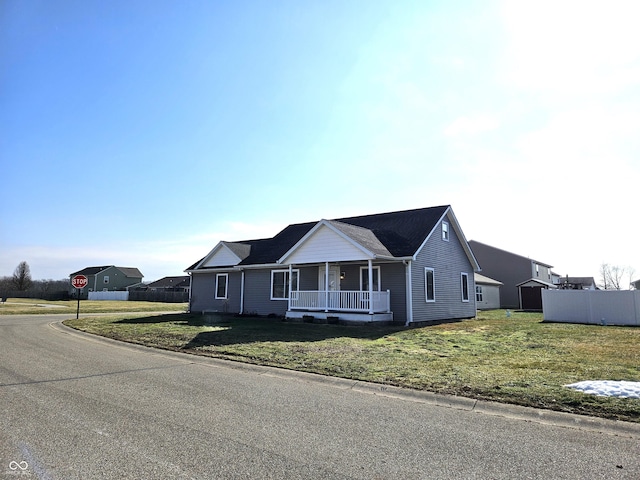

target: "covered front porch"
[277,219,405,323]
[283,260,394,323]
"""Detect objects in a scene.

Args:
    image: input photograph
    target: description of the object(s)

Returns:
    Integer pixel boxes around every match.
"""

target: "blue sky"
[1,0,639,285]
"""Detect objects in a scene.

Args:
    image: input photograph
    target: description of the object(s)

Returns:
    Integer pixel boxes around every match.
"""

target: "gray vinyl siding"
[189,271,242,313]
[411,214,476,322]
[243,269,286,316]
[381,263,407,321]
[243,266,316,317]
[476,284,501,310]
[468,241,533,309]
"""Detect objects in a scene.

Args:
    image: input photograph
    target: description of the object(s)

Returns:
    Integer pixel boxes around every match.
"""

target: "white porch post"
[325,262,329,312]
[368,259,374,314]
[288,264,293,311]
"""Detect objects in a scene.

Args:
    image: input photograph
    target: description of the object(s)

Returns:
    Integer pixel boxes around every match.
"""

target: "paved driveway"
[1,314,639,479]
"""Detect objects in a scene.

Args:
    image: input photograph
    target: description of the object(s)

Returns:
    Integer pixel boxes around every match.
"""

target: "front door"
[319,266,340,310]
[319,266,340,291]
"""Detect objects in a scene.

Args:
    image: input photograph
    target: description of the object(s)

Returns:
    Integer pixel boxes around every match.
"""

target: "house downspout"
[240,270,245,315]
[404,260,413,326]
[188,273,193,313]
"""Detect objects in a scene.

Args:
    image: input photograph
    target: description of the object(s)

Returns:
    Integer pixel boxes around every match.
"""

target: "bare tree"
[628,267,636,290]
[598,263,633,290]
[12,261,33,291]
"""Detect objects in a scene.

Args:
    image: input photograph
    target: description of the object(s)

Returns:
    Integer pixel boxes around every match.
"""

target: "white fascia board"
[278,219,375,264]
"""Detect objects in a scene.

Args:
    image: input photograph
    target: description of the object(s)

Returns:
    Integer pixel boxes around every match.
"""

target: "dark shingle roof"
[148,276,190,288]
[118,267,144,278]
[333,205,449,257]
[238,223,317,265]
[71,266,111,276]
[70,266,143,278]
[326,220,392,257]
[189,206,451,270]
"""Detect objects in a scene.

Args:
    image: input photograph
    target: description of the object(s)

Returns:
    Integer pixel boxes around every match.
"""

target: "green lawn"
[63,309,640,422]
[0,298,187,315]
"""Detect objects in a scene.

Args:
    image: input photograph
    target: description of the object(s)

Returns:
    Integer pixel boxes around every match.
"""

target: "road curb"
[52,321,640,439]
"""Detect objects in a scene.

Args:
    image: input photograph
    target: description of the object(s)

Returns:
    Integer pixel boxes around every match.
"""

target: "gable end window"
[103,275,109,284]
[442,222,449,241]
[215,273,228,299]
[461,273,470,302]
[271,269,299,300]
[425,268,435,302]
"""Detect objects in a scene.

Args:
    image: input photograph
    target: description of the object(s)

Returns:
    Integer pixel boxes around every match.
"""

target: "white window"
[103,275,109,284]
[476,285,483,302]
[535,264,539,277]
[461,273,470,302]
[271,269,299,300]
[425,268,435,302]
[215,273,228,299]
[359,266,381,291]
[442,221,449,241]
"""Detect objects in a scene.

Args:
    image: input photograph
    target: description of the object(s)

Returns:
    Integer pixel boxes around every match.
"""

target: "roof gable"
[279,220,391,264]
[199,241,250,269]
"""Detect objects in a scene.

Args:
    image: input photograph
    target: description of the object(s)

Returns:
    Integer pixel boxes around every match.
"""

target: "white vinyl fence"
[542,289,640,326]
[88,291,129,301]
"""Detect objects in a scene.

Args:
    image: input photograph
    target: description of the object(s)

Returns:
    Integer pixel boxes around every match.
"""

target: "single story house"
[147,276,191,293]
[186,205,480,325]
[474,273,502,310]
[69,266,144,299]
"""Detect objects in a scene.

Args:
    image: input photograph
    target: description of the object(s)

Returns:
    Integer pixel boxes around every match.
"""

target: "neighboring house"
[147,276,191,293]
[555,276,597,290]
[468,241,555,309]
[186,205,480,325]
[69,266,144,298]
[631,279,640,290]
[474,273,502,310]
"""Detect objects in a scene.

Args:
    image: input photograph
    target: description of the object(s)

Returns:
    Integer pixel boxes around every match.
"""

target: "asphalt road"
[1,314,639,479]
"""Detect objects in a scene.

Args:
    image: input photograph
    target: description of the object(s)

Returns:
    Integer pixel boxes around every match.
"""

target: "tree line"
[0,261,70,300]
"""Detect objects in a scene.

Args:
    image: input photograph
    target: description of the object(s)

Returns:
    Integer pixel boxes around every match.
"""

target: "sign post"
[71,275,88,319]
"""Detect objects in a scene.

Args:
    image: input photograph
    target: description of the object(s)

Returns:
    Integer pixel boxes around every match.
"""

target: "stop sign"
[72,275,88,289]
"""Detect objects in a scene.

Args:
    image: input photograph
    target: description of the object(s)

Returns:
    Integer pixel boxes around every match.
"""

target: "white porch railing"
[289,290,391,313]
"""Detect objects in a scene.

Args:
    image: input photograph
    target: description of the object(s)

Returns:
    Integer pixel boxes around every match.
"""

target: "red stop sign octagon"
[72,275,88,289]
